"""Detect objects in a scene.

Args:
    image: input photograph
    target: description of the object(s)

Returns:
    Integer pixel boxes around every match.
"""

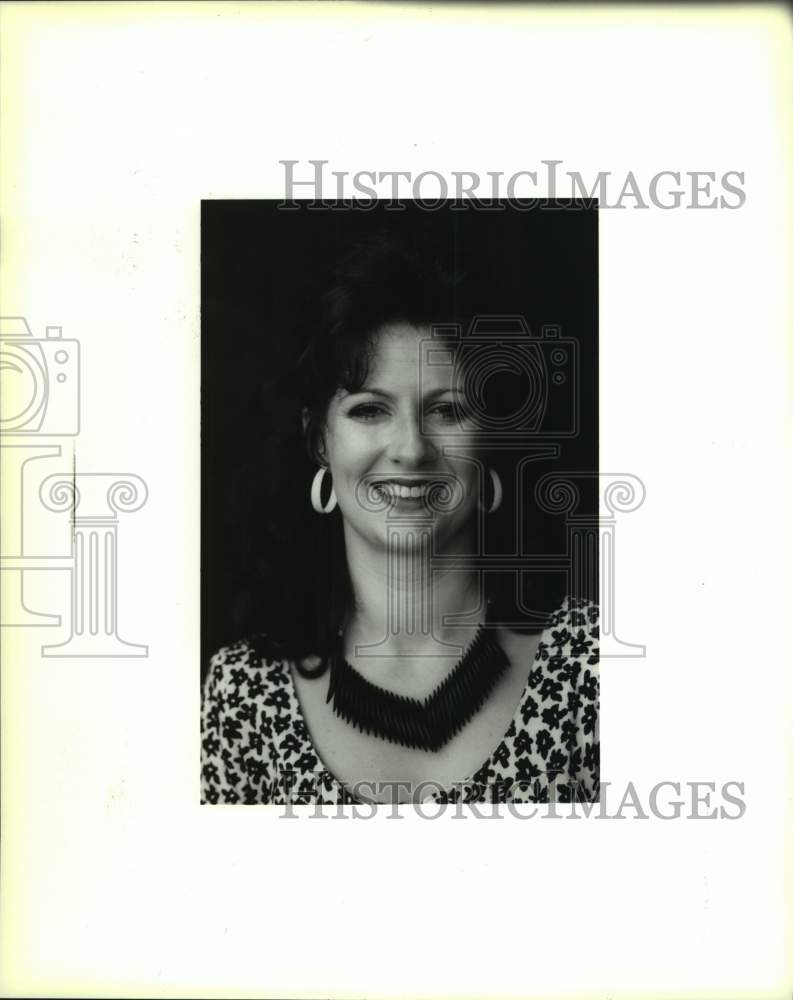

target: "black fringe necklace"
[327,623,509,753]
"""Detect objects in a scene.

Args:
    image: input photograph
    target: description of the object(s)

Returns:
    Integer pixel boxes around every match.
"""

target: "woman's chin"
[362,514,473,553]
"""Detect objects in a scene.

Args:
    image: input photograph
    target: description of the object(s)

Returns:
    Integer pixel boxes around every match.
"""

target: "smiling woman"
[312,320,480,566]
[201,205,599,806]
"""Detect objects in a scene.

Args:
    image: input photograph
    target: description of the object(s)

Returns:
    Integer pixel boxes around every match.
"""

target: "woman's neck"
[342,523,483,658]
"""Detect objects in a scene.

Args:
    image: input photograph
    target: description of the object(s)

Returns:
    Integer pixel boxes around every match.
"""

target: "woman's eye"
[427,402,469,423]
[347,401,472,424]
[348,403,387,421]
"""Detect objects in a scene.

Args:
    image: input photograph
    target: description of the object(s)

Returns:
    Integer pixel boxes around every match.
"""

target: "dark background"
[202,201,598,674]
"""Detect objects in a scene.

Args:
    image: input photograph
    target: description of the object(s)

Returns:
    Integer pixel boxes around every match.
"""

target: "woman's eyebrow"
[335,388,388,403]
[423,387,463,400]
[348,387,463,399]
[349,387,394,399]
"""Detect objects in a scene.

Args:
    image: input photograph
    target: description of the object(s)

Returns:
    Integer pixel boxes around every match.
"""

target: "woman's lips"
[373,482,431,500]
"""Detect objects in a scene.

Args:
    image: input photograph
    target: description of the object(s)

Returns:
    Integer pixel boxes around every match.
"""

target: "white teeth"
[376,482,429,500]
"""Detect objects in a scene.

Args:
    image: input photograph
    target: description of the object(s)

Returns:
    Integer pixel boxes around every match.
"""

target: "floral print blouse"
[201,596,599,805]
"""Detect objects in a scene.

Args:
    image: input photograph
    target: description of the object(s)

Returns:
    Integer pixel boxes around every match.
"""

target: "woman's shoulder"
[528,594,599,693]
[541,595,599,665]
[204,633,292,693]
[211,630,292,662]
[545,594,599,633]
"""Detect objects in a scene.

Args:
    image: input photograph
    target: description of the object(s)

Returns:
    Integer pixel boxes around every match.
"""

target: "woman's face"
[319,322,482,552]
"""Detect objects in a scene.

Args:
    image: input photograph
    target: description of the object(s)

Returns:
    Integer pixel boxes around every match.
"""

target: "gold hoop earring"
[478,466,503,514]
[310,467,337,514]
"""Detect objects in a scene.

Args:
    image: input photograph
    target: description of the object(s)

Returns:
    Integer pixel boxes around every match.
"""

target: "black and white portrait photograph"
[201,201,599,805]
[2,4,791,999]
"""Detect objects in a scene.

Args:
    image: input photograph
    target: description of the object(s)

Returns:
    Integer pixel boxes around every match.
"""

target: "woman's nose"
[386,411,436,467]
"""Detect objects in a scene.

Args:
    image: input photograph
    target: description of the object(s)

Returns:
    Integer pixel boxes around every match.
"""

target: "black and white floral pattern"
[201,597,599,804]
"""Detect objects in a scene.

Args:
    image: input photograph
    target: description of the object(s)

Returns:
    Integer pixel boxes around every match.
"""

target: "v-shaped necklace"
[327,619,509,753]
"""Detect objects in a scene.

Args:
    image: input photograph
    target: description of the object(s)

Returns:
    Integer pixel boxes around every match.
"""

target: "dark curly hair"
[225,229,563,673]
